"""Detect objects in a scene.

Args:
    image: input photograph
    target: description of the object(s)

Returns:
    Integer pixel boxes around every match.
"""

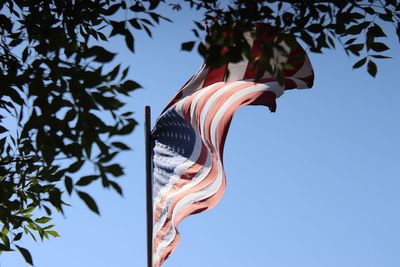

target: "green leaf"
[120,67,130,81]
[64,176,73,195]
[1,229,10,248]
[346,25,364,35]
[149,12,160,23]
[43,225,55,231]
[121,111,133,117]
[300,31,314,47]
[102,3,121,16]
[35,217,52,224]
[316,4,330,12]
[98,31,108,41]
[364,7,375,14]
[42,136,56,164]
[87,46,115,62]
[112,142,130,150]
[368,24,386,37]
[367,60,377,77]
[68,160,84,173]
[0,243,13,252]
[49,188,63,213]
[105,164,124,177]
[194,21,205,30]
[119,80,141,94]
[16,246,33,265]
[370,42,389,52]
[0,125,7,133]
[13,232,23,241]
[346,43,364,56]
[110,20,125,36]
[76,175,99,186]
[307,24,322,33]
[47,230,60,238]
[378,11,393,21]
[22,46,29,61]
[107,64,120,81]
[344,38,357,45]
[44,205,52,216]
[370,54,391,59]
[149,0,160,10]
[0,137,6,148]
[77,191,100,215]
[64,108,77,122]
[118,120,136,135]
[192,29,199,38]
[8,89,24,106]
[1,225,9,236]
[129,3,145,12]
[181,41,195,51]
[125,30,135,52]
[141,18,153,26]
[110,181,123,195]
[142,24,152,37]
[129,18,142,29]
[99,151,118,163]
[352,57,367,69]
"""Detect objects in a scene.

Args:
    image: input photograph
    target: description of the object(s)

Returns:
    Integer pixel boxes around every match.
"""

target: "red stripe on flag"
[202,65,228,87]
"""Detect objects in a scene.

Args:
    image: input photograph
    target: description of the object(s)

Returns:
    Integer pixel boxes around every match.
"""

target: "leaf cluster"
[182,0,400,78]
[0,0,167,263]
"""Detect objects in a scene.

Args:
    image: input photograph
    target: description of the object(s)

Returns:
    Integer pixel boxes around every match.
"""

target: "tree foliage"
[0,0,399,264]
[0,0,159,262]
[182,0,399,78]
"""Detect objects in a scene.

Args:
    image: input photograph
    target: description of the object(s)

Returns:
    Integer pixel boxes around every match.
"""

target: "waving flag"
[151,24,314,267]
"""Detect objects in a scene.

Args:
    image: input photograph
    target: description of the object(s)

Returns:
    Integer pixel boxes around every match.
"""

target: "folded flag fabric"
[151,24,314,267]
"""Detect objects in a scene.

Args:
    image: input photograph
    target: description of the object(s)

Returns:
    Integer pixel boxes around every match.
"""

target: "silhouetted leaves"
[0,0,148,263]
[0,125,7,133]
[186,0,398,78]
[353,57,367,69]
[16,246,33,266]
[347,43,364,56]
[370,42,389,52]
[68,160,85,173]
[125,31,135,52]
[112,142,130,150]
[13,233,23,242]
[77,191,99,215]
[64,176,73,195]
[34,217,52,224]
[181,41,196,51]
[368,60,378,77]
[110,181,123,196]
[105,164,124,177]
[87,46,116,63]
[76,175,99,186]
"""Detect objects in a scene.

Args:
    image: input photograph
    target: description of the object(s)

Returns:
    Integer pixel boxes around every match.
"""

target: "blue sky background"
[1,5,400,267]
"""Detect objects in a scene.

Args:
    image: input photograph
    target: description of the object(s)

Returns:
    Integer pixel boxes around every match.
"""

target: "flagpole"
[144,106,153,267]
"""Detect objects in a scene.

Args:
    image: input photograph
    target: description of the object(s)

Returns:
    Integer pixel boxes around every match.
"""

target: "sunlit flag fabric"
[151,24,314,267]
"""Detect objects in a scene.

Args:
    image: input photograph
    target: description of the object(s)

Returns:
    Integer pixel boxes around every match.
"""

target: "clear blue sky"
[2,6,400,267]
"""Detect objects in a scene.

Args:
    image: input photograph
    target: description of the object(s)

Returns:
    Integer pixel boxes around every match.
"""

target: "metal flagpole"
[144,106,153,267]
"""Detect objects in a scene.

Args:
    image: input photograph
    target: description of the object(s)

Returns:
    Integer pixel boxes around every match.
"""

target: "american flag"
[151,24,314,267]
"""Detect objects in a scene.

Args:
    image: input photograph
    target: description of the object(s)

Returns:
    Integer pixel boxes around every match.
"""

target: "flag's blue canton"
[151,109,196,197]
